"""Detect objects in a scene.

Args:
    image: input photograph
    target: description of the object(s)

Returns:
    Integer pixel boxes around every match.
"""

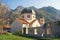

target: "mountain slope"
[10,6,60,22]
[29,6,60,22]
[0,2,11,19]
[0,3,60,23]
[39,6,60,21]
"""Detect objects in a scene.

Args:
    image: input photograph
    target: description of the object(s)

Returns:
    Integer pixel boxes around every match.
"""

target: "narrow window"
[27,15,30,18]
[22,15,24,18]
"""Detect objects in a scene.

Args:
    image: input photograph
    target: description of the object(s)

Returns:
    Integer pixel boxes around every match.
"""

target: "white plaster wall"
[32,20,41,27]
[23,24,29,28]
[20,13,36,23]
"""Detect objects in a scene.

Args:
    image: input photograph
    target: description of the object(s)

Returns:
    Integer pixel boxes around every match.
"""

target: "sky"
[1,0,60,9]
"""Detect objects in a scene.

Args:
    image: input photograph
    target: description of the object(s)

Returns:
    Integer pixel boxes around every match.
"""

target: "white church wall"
[32,20,41,27]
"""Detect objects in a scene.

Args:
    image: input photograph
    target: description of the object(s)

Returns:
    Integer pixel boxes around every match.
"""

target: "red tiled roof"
[29,20,36,26]
[17,18,36,27]
[3,25,10,29]
[17,19,29,24]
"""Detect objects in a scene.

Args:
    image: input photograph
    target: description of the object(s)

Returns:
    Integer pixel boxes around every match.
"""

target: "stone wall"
[27,26,44,37]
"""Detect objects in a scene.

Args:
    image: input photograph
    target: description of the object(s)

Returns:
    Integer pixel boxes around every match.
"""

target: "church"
[10,8,45,37]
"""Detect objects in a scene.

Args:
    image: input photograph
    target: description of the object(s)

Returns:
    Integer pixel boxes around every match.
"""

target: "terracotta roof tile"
[3,25,10,29]
[17,19,29,24]
[29,20,36,26]
[17,18,36,27]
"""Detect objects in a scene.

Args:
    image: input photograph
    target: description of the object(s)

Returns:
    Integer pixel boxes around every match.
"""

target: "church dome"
[21,8,32,14]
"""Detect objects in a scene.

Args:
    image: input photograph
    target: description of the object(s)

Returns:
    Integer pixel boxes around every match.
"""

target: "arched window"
[22,15,24,18]
[27,15,30,18]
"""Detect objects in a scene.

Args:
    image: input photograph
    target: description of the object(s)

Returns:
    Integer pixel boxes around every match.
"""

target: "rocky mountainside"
[0,3,11,19]
[29,6,60,22]
[40,6,60,21]
[0,3,60,23]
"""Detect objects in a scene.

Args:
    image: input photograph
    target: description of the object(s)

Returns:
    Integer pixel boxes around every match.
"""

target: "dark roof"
[40,16,43,18]
[21,8,32,14]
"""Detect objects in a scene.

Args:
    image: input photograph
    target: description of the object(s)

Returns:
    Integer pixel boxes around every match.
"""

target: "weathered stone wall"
[27,26,44,37]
